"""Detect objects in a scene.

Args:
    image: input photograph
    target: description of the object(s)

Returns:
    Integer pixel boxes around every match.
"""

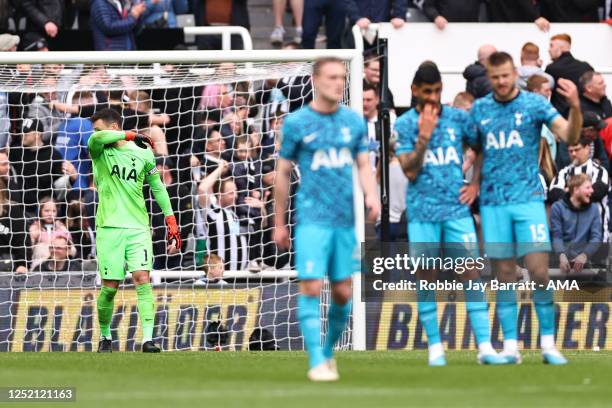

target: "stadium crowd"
[0,1,611,51]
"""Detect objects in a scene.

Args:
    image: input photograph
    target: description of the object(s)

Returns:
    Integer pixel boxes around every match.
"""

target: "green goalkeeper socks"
[136,283,155,342]
[97,286,117,339]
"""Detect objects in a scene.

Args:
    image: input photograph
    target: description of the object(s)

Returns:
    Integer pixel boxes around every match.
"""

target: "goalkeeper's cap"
[22,118,44,134]
[0,33,19,51]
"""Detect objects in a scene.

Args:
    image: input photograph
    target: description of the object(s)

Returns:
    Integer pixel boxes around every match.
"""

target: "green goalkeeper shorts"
[96,227,153,281]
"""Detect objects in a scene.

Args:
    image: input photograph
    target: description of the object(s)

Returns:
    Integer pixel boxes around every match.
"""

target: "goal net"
[0,50,365,352]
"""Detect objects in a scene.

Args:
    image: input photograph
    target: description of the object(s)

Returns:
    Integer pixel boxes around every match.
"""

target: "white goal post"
[0,48,367,352]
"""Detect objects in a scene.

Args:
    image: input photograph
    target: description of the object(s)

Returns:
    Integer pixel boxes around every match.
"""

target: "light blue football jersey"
[395,105,475,222]
[280,105,368,227]
[469,91,560,206]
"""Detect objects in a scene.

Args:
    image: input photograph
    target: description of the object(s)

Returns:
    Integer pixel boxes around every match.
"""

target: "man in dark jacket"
[8,119,66,215]
[579,71,612,119]
[486,0,550,31]
[18,0,63,39]
[540,0,601,22]
[463,44,496,98]
[422,0,480,30]
[546,33,594,117]
[550,173,603,274]
[90,0,147,51]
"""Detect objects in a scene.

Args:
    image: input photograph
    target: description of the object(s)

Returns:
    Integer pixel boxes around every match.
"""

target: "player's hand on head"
[365,193,381,223]
[273,224,291,250]
[556,79,580,109]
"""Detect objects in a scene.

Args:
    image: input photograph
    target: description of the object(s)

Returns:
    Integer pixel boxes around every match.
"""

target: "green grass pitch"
[1,351,611,408]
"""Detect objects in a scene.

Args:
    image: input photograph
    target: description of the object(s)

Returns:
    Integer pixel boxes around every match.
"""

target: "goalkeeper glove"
[125,131,156,150]
[165,215,182,250]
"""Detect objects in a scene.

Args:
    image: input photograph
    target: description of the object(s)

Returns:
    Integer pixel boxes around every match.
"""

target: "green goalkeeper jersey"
[88,130,173,229]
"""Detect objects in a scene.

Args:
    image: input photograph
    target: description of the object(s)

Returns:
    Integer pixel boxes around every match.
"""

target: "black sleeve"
[21,0,52,29]
[422,0,441,21]
[590,169,609,203]
[9,204,28,269]
[516,0,540,21]
[77,104,97,119]
[51,148,64,180]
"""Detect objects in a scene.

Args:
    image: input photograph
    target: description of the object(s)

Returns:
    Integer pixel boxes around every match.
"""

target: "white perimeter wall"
[377,23,612,107]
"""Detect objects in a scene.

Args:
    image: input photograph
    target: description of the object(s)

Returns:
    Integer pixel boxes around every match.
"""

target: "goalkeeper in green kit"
[88,108,182,353]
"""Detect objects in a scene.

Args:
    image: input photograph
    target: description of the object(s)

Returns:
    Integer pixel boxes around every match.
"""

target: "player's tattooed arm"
[550,78,583,145]
[398,142,427,181]
[398,104,437,180]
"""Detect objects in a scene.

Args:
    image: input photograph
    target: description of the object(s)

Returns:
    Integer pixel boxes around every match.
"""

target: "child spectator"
[29,197,75,269]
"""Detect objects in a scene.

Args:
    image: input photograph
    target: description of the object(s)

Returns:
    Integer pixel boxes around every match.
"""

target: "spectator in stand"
[146,159,193,269]
[29,197,75,269]
[190,127,226,183]
[54,113,93,201]
[463,44,496,99]
[364,54,396,109]
[90,0,148,51]
[197,253,227,285]
[538,137,557,203]
[556,112,609,171]
[0,33,19,52]
[260,108,284,161]
[8,119,74,214]
[127,90,170,156]
[270,0,303,45]
[517,42,554,91]
[65,199,94,261]
[192,0,250,50]
[20,32,48,51]
[540,0,601,23]
[545,33,594,117]
[64,0,91,30]
[196,159,248,271]
[0,34,17,149]
[452,91,474,112]
[422,0,481,30]
[0,151,23,203]
[32,231,82,272]
[527,75,558,160]
[142,0,179,28]
[579,71,612,119]
[345,0,407,30]
[18,0,63,40]
[599,117,612,160]
[486,0,551,31]
[302,0,346,49]
[550,174,602,274]
[363,82,396,171]
[549,135,609,241]
[0,178,28,274]
[232,135,267,270]
[376,141,406,241]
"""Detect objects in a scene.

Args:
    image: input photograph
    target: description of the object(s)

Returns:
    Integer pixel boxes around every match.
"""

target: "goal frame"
[0,48,367,351]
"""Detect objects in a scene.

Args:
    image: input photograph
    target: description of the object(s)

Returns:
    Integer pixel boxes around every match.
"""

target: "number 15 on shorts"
[529,224,547,242]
